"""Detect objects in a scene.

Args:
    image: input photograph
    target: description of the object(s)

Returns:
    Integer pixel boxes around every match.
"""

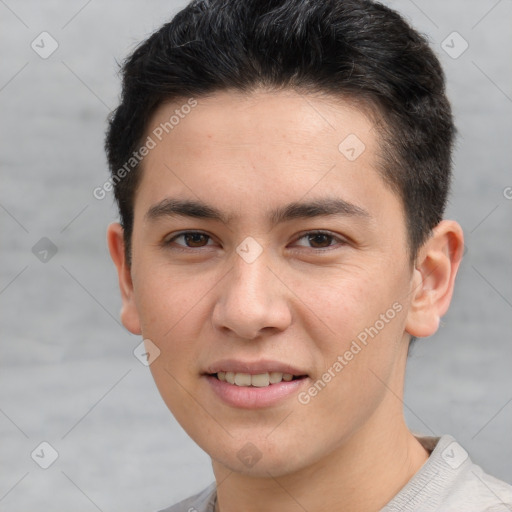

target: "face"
[112,89,426,477]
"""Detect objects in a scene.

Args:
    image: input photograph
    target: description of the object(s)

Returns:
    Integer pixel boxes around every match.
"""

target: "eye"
[164,231,215,249]
[292,230,347,250]
[163,230,347,252]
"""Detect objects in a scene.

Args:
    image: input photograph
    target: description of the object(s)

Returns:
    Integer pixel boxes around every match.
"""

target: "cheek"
[294,266,409,385]
[292,298,407,452]
[293,267,398,342]
[132,262,214,407]
[137,267,207,425]
[133,260,208,337]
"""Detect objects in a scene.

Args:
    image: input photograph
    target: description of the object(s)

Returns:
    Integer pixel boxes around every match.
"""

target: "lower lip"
[204,375,308,409]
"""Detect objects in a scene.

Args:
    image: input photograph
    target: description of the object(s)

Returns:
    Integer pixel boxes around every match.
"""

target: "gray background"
[1,1,511,510]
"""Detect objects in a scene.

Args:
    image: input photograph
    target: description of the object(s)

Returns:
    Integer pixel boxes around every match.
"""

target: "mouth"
[209,371,307,387]
[203,361,310,409]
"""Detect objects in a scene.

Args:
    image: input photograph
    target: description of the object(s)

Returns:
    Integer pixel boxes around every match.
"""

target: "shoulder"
[383,434,512,512]
[155,482,217,512]
[441,462,512,511]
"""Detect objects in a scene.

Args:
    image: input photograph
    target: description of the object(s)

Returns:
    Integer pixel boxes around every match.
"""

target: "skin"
[108,89,464,512]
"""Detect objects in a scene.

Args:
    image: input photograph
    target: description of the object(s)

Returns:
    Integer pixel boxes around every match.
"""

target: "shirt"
[157,434,512,512]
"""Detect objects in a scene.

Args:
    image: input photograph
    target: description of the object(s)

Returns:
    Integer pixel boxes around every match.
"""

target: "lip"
[204,359,307,376]
[204,374,309,409]
[203,359,310,409]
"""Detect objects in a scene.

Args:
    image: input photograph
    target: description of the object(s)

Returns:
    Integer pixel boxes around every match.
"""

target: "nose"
[211,249,292,340]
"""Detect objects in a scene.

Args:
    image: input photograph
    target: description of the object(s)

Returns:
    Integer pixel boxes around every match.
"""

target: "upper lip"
[204,359,308,376]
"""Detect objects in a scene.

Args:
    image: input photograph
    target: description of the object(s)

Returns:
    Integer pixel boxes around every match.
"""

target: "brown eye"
[293,231,345,250]
[183,232,210,247]
[307,233,334,248]
[165,231,213,249]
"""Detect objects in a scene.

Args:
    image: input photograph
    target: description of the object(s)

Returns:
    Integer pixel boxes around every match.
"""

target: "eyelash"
[163,230,347,252]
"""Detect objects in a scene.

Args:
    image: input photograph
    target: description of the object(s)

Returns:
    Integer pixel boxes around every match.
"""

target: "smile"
[213,371,304,387]
[205,371,309,409]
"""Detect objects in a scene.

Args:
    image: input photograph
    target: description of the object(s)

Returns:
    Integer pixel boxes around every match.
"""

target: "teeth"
[251,373,270,387]
[215,371,298,387]
[234,373,252,386]
[269,371,283,384]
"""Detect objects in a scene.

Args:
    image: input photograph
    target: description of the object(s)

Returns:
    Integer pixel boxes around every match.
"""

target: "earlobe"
[106,222,142,335]
[405,220,464,339]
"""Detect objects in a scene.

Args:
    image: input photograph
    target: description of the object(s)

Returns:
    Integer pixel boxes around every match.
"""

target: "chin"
[207,435,315,478]
[216,451,303,478]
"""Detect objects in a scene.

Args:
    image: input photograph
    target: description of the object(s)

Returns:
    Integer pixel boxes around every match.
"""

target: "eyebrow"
[145,196,370,227]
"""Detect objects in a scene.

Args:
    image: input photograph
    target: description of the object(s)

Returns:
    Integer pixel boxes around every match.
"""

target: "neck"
[212,403,430,512]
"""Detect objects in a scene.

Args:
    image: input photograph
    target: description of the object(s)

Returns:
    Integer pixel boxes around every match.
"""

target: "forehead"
[134,89,400,228]
[147,89,376,155]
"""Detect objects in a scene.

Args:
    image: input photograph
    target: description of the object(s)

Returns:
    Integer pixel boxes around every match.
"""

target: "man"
[105,0,512,510]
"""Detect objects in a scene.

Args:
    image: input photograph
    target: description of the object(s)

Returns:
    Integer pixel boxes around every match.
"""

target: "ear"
[405,220,464,338]
[107,222,142,335]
